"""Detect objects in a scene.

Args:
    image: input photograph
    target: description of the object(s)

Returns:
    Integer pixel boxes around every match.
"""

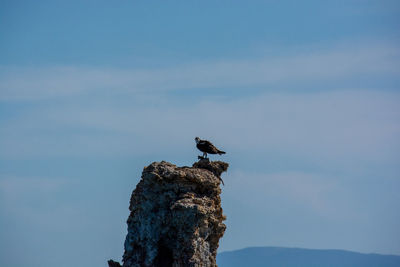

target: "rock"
[193,159,228,185]
[108,260,122,267]
[109,160,228,267]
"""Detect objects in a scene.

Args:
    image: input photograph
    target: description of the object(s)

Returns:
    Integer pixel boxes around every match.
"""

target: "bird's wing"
[203,140,220,153]
[200,140,213,146]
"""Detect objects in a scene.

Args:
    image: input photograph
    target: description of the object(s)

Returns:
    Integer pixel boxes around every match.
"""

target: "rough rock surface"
[109,159,228,267]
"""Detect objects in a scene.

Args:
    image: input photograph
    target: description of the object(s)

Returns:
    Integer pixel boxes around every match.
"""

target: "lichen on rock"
[109,159,228,267]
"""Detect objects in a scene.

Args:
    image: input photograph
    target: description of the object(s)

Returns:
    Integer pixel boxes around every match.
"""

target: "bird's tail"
[218,150,226,155]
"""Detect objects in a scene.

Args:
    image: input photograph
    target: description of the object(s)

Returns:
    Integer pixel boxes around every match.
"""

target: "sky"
[0,1,399,266]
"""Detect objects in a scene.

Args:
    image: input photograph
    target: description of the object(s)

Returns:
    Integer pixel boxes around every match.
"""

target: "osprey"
[195,137,226,159]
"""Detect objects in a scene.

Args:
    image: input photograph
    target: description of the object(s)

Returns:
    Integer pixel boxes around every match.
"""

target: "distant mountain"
[217,247,400,267]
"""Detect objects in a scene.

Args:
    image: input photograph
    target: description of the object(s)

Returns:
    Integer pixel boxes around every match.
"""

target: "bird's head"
[195,137,200,144]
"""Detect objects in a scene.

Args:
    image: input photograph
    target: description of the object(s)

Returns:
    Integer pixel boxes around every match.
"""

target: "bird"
[195,137,226,159]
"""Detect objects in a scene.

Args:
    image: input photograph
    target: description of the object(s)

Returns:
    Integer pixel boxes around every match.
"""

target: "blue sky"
[0,1,399,267]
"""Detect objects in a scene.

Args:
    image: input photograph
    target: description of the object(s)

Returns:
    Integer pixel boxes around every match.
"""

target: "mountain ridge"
[217,246,400,267]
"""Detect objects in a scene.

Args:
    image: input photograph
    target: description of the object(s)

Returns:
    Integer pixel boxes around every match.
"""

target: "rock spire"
[108,159,228,267]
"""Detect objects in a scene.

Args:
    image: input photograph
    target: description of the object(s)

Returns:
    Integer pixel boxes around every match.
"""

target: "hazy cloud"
[1,89,398,176]
[0,41,398,101]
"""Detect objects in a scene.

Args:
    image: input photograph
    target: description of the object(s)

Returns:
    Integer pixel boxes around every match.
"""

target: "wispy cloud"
[223,170,351,219]
[0,175,70,223]
[219,167,400,253]
[0,41,398,101]
[1,89,399,175]
[0,41,399,181]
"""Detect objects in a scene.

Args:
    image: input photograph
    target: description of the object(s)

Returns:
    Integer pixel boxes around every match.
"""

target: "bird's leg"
[203,152,207,159]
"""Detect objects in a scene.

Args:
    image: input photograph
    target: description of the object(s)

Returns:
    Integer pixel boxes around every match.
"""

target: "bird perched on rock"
[195,137,226,159]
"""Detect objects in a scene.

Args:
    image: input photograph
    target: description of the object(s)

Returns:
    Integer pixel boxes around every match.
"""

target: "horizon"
[217,246,400,267]
[1,1,399,266]
[220,245,400,256]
